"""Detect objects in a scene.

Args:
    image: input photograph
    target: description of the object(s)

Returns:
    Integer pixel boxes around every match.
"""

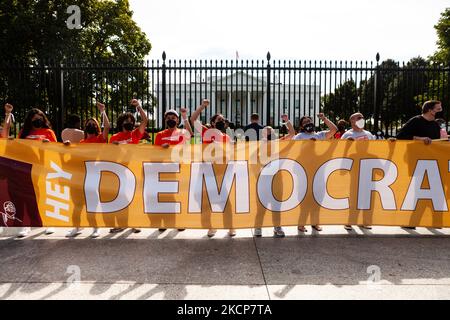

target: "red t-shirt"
[20,128,57,142]
[154,128,189,146]
[201,127,230,144]
[80,134,108,144]
[109,128,143,144]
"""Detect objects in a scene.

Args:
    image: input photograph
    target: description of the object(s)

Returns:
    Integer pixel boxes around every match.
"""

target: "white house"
[156,71,321,128]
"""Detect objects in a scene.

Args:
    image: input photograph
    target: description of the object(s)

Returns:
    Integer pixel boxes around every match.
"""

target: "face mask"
[166,119,177,129]
[303,123,314,133]
[215,121,225,131]
[123,122,134,131]
[440,124,446,129]
[355,119,365,129]
[32,119,44,129]
[85,125,97,134]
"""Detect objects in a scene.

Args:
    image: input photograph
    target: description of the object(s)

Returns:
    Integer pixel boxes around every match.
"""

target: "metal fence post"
[58,62,65,140]
[373,52,380,132]
[266,52,271,126]
[162,51,167,116]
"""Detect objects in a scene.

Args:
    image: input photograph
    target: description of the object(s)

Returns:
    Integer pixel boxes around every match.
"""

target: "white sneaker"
[45,228,55,235]
[207,229,217,237]
[66,228,82,238]
[90,228,100,238]
[254,228,262,237]
[17,227,31,238]
[273,226,285,238]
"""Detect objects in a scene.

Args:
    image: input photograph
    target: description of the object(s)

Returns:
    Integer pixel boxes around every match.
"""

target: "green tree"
[0,0,153,136]
[322,79,359,122]
[0,0,151,63]
[431,8,450,65]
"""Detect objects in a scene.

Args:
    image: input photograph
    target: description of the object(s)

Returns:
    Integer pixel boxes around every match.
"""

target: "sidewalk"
[1,226,450,300]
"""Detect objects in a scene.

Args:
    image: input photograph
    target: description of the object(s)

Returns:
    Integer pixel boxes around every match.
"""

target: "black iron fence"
[0,52,448,141]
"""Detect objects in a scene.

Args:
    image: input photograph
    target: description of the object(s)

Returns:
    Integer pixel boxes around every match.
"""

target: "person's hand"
[131,99,140,108]
[161,143,170,149]
[317,113,325,121]
[201,99,210,108]
[63,140,71,146]
[423,137,432,145]
[310,137,317,141]
[4,103,13,113]
[180,107,188,119]
[97,102,106,113]
[347,137,355,141]
[42,139,50,143]
[281,114,288,122]
[112,141,120,145]
[387,137,397,142]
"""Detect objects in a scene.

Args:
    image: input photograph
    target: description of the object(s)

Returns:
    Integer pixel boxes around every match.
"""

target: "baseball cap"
[164,109,179,118]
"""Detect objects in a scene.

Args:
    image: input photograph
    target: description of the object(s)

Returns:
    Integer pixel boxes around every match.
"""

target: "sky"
[129,0,449,63]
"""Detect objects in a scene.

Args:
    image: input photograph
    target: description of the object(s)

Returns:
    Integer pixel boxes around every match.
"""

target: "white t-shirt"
[293,131,327,141]
[341,129,375,141]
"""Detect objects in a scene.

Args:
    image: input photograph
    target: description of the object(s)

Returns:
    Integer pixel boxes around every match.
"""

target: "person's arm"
[190,99,209,133]
[341,131,354,141]
[281,114,296,139]
[180,107,193,137]
[154,132,162,146]
[97,102,110,141]
[318,113,338,139]
[413,136,432,145]
[2,103,13,138]
[131,99,148,134]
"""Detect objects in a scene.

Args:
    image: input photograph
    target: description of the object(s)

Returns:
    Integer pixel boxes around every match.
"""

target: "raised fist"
[97,102,106,113]
[131,99,140,107]
[4,103,13,113]
[201,99,210,108]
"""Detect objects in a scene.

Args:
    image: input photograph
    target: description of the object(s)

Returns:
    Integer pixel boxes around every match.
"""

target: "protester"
[190,99,231,144]
[244,113,264,141]
[190,99,235,237]
[334,119,348,139]
[396,100,444,230]
[253,114,295,238]
[341,112,376,141]
[396,100,443,144]
[109,99,148,234]
[154,107,192,147]
[66,102,110,238]
[19,108,57,142]
[291,113,337,232]
[17,108,57,237]
[341,112,374,230]
[61,114,84,143]
[154,107,192,232]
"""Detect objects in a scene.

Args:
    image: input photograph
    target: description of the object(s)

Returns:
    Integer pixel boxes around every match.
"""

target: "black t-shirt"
[396,115,440,140]
[244,123,264,141]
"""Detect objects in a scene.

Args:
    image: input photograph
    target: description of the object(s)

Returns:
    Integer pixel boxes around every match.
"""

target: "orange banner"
[1,139,449,228]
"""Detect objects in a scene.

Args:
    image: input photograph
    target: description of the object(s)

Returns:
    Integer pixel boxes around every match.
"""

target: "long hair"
[20,108,52,139]
[116,112,135,132]
[209,114,223,127]
[84,118,101,139]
